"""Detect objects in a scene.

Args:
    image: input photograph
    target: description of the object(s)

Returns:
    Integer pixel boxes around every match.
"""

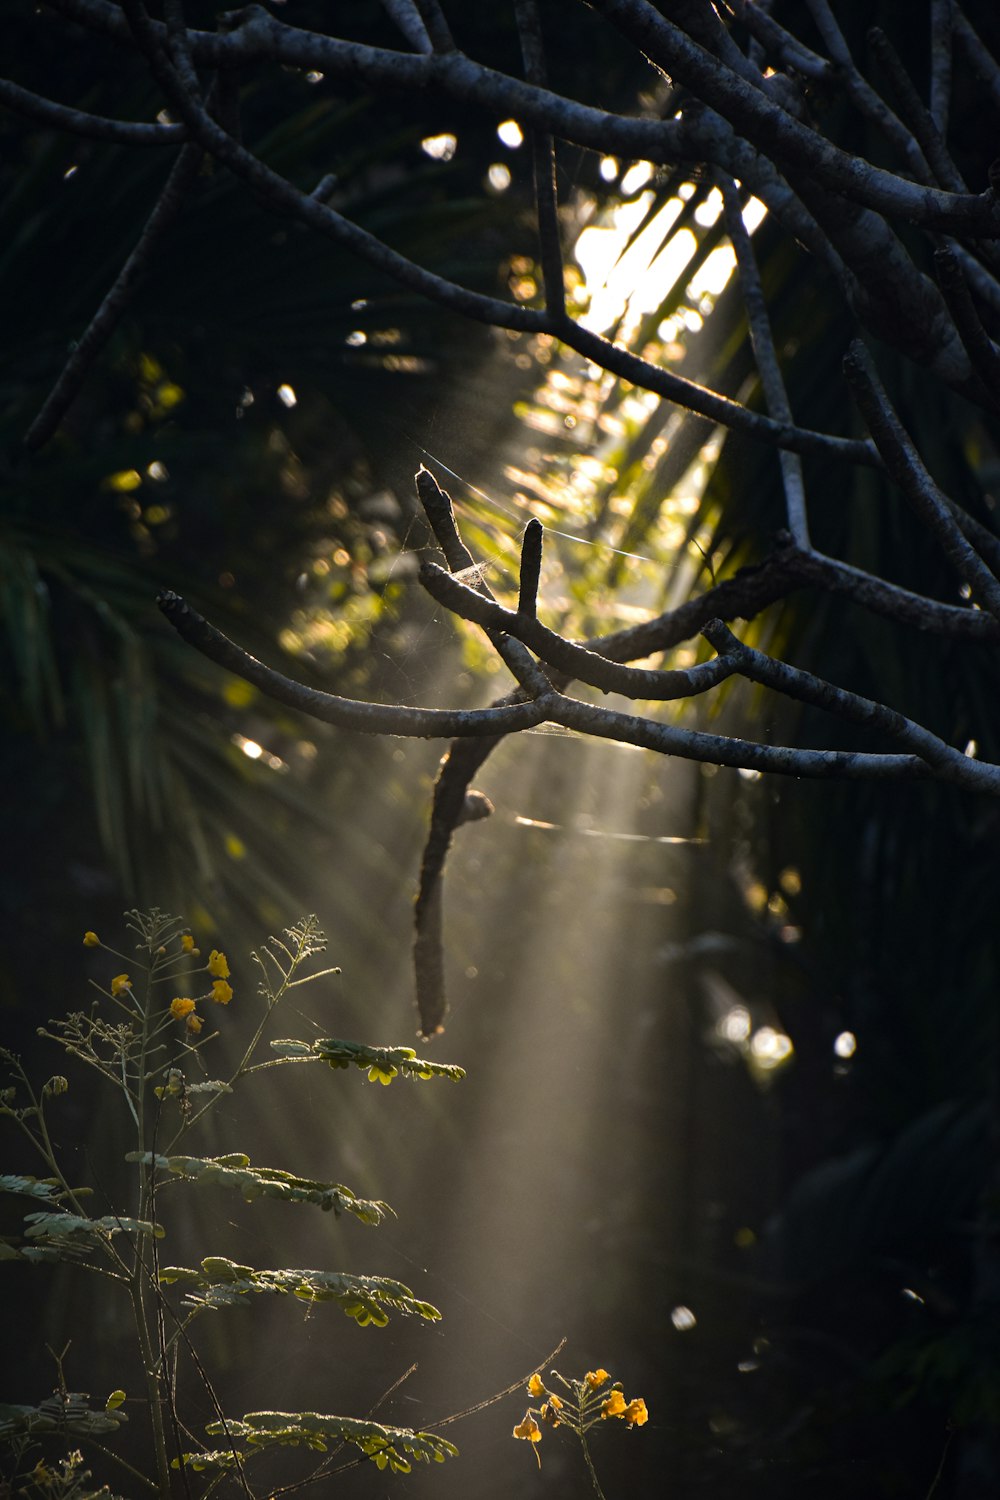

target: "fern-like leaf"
[157,1258,441,1325]
[127,1151,392,1225]
[269,1036,465,1084]
[176,1410,458,1473]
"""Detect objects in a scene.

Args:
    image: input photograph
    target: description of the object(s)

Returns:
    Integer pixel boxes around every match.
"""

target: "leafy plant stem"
[130,958,173,1494]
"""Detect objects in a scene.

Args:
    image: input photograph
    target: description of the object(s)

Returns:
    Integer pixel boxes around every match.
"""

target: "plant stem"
[132,959,174,1495]
[580,1431,608,1500]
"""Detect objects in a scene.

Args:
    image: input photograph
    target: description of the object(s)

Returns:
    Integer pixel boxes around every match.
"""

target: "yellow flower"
[181,934,197,954]
[527,1373,546,1398]
[207,949,230,978]
[623,1398,648,1428]
[211,979,233,1005]
[512,1413,541,1443]
[170,997,196,1020]
[368,1063,397,1085]
[83,931,100,948]
[540,1398,562,1425]
[585,1368,610,1390]
[602,1389,627,1419]
[186,1013,204,1034]
[110,974,131,997]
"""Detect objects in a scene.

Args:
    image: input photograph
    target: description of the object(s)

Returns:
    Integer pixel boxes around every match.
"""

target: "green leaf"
[127,1151,392,1225]
[0,1398,127,1439]
[23,1211,164,1246]
[157,1258,441,1325]
[174,1410,458,1472]
[269,1036,466,1084]
[0,1173,70,1201]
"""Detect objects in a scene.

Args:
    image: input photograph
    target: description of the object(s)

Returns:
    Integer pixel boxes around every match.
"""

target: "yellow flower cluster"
[85,925,233,1039]
[169,997,202,1034]
[513,1363,648,1467]
[168,947,232,1034]
[601,1389,648,1427]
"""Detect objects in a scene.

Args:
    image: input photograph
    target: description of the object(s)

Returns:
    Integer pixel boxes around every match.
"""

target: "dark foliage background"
[3,3,1000,1498]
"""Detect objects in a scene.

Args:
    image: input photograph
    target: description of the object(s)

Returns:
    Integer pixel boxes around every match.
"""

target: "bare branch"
[592,543,1000,671]
[517,519,543,620]
[47,0,1000,232]
[45,0,688,164]
[411,0,455,53]
[562,322,877,464]
[868,26,965,193]
[724,1,833,83]
[414,736,499,1036]
[155,591,551,739]
[802,0,929,179]
[118,0,547,338]
[0,77,184,144]
[158,582,948,799]
[954,3,1000,112]
[419,558,739,700]
[413,467,552,698]
[543,686,930,783]
[930,0,955,135]
[379,0,433,54]
[951,243,1000,321]
[934,242,1000,403]
[702,620,999,792]
[514,0,565,323]
[589,0,1000,233]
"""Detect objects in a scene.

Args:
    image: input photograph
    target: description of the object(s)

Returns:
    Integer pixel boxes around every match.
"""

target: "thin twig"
[867,26,965,192]
[157,590,551,737]
[802,0,929,179]
[514,0,566,323]
[120,0,548,338]
[542,682,931,783]
[0,77,184,143]
[589,0,1000,232]
[702,619,998,792]
[379,0,433,53]
[412,0,454,52]
[843,341,1000,622]
[724,1,831,82]
[953,3,1000,112]
[562,320,877,464]
[48,0,1000,234]
[517,519,543,619]
[934,242,1000,404]
[719,173,810,546]
[929,0,955,136]
[24,140,203,449]
[421,559,739,700]
[414,467,552,696]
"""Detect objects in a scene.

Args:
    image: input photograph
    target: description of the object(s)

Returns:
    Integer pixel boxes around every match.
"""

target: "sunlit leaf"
[158,1257,441,1325]
[127,1151,392,1225]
